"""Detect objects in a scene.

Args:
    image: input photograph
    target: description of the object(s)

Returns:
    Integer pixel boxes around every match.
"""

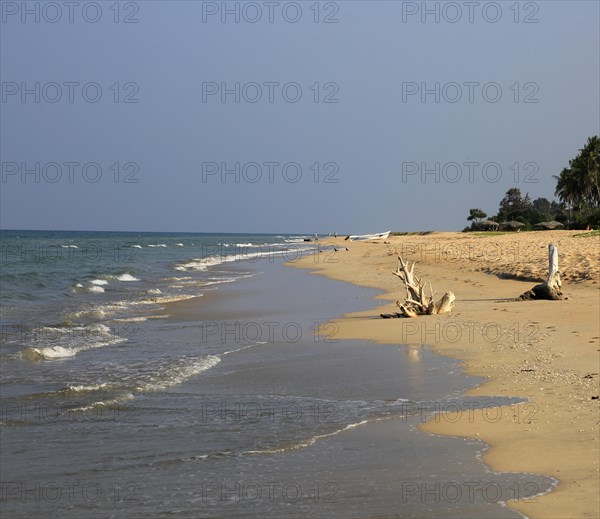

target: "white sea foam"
[131,244,143,249]
[66,304,124,320]
[174,255,222,271]
[35,324,109,337]
[116,273,140,281]
[39,326,71,335]
[66,309,105,320]
[148,244,167,248]
[91,279,109,286]
[69,296,192,323]
[175,243,184,247]
[201,278,239,286]
[88,323,112,334]
[66,394,135,414]
[139,295,197,305]
[147,288,162,294]
[65,383,109,392]
[223,344,260,355]
[73,283,105,293]
[114,317,148,323]
[27,346,77,359]
[61,245,79,249]
[235,242,255,247]
[21,323,126,361]
[174,248,310,272]
[135,355,220,392]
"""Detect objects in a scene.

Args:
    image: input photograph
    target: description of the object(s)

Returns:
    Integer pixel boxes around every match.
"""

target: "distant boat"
[348,231,391,241]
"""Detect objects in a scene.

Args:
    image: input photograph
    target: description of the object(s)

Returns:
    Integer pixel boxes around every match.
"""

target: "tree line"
[466,136,599,231]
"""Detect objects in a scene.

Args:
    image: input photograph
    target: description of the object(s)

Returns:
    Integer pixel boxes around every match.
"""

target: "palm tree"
[584,136,600,207]
[554,136,600,221]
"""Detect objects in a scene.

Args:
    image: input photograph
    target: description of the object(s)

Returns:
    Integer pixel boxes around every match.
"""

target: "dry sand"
[289,230,599,518]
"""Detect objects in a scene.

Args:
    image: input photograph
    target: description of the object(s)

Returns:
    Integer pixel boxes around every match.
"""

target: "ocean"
[0,230,555,518]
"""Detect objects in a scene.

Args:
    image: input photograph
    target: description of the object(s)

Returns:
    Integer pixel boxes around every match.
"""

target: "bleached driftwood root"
[519,243,563,301]
[381,257,455,318]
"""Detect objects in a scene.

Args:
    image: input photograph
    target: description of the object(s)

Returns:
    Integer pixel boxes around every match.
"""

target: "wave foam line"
[174,247,314,272]
[134,355,221,393]
[243,419,373,456]
[20,324,126,360]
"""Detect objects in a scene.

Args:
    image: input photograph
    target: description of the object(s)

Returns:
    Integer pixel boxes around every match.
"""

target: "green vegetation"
[467,208,487,225]
[465,136,600,231]
[469,231,511,237]
[572,230,600,238]
[554,136,600,228]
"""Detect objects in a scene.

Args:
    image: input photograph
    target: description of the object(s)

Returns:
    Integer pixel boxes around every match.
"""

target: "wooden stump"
[519,244,563,301]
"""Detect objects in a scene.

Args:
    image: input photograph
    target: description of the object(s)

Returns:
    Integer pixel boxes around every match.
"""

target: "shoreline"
[156,253,554,517]
[288,231,600,518]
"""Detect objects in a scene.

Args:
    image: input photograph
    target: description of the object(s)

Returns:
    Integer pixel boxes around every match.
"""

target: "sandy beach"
[290,231,600,518]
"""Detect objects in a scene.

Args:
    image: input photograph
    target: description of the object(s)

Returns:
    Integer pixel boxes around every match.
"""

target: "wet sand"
[289,231,600,518]
[155,258,554,517]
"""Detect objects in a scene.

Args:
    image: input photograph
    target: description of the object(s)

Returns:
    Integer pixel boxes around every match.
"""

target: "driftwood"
[519,244,563,301]
[381,257,455,318]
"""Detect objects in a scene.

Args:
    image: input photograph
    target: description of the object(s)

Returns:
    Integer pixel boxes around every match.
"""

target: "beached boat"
[348,231,391,241]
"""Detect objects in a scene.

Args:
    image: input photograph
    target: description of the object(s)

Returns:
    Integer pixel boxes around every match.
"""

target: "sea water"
[0,230,555,517]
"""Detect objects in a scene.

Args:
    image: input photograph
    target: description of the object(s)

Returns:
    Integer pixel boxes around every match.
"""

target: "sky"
[1,0,599,234]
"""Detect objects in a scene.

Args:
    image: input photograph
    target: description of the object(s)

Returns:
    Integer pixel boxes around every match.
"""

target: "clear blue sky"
[1,0,598,233]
